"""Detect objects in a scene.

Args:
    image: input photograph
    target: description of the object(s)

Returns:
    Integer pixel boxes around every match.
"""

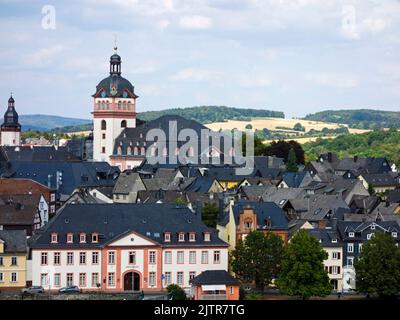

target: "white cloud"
[305,72,359,88]
[179,15,212,29]
[157,19,170,31]
[23,45,64,66]
[170,67,219,81]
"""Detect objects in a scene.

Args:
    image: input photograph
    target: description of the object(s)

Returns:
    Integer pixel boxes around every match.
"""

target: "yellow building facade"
[0,230,27,291]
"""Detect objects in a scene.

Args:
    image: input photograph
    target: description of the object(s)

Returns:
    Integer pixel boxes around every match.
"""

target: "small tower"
[92,45,138,162]
[1,95,21,146]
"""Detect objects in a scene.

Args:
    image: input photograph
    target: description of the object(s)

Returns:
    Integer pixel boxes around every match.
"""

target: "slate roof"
[112,115,209,156]
[336,157,391,174]
[349,195,379,214]
[360,173,398,187]
[0,230,27,253]
[190,270,239,286]
[113,172,143,194]
[30,204,227,249]
[232,201,289,230]
[136,190,185,204]
[239,185,269,201]
[1,161,119,196]
[337,220,400,241]
[304,228,342,247]
[280,172,312,188]
[388,189,400,204]
[0,146,80,162]
[261,186,306,207]
[184,177,222,193]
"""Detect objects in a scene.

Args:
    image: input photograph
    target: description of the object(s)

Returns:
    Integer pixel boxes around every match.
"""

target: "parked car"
[21,286,44,295]
[58,286,81,294]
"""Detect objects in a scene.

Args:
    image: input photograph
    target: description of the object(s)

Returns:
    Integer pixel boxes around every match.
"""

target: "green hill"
[23,106,284,133]
[304,109,400,130]
[303,129,400,166]
[20,115,91,132]
[137,106,284,123]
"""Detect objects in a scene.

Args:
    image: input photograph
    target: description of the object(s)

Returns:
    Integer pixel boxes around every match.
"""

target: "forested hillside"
[303,129,400,166]
[304,110,400,129]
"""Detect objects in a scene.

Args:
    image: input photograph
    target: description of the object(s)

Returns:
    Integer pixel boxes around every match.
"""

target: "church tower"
[92,46,138,162]
[1,95,21,146]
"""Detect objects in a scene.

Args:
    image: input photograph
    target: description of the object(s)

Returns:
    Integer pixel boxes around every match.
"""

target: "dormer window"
[164,233,171,242]
[67,233,73,243]
[178,233,185,242]
[204,232,211,242]
[349,232,355,238]
[367,233,373,240]
[92,233,99,243]
[51,233,58,244]
[392,232,398,238]
[189,233,196,242]
[331,239,338,243]
[244,219,253,229]
[371,224,375,230]
[80,233,86,243]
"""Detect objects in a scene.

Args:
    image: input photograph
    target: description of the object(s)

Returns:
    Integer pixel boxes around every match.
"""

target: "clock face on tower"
[110,86,117,96]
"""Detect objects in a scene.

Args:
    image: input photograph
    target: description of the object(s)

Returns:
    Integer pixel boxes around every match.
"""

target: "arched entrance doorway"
[124,272,140,291]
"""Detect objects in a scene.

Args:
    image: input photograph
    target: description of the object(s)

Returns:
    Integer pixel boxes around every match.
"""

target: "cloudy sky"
[0,0,400,119]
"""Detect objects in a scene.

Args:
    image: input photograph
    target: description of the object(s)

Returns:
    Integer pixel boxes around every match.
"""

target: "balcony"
[200,294,228,300]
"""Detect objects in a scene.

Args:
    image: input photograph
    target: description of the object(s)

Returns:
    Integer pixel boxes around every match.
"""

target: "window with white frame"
[129,251,136,265]
[108,251,115,264]
[80,233,86,243]
[164,272,171,286]
[367,233,373,240]
[51,233,58,243]
[332,252,340,260]
[51,193,56,202]
[213,251,221,264]
[177,251,184,264]
[107,273,115,287]
[92,273,99,287]
[164,233,171,242]
[177,272,183,286]
[189,233,196,242]
[349,232,355,238]
[79,252,86,265]
[11,256,17,266]
[149,251,156,264]
[54,252,60,265]
[165,251,172,264]
[359,243,363,252]
[79,273,86,287]
[371,224,375,230]
[189,251,196,264]
[54,273,60,287]
[67,252,74,265]
[41,273,48,286]
[66,273,73,286]
[149,272,156,287]
[201,251,208,264]
[178,233,185,242]
[92,252,99,264]
[41,252,48,265]
[347,243,354,253]
[392,232,398,238]
[67,233,73,243]
[189,272,196,281]
[11,272,17,282]
[347,257,354,266]
[204,233,211,242]
[92,233,99,243]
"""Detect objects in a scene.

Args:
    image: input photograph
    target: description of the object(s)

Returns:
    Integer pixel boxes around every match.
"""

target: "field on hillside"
[205,118,369,135]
